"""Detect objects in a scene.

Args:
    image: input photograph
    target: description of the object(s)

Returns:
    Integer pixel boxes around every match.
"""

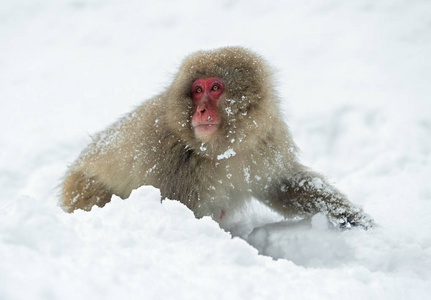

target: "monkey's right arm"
[61,168,114,212]
[60,132,141,213]
[60,100,161,213]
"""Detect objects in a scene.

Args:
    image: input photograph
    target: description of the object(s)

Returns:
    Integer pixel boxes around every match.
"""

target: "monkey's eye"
[195,87,202,93]
[212,85,220,91]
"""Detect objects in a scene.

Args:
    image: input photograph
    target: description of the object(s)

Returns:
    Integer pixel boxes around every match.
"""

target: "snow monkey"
[60,47,373,229]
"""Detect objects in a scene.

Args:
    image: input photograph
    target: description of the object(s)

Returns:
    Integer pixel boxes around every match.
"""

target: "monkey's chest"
[157,154,248,209]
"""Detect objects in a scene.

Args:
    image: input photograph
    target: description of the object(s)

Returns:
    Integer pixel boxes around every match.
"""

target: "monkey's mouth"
[193,124,219,137]
[194,124,218,128]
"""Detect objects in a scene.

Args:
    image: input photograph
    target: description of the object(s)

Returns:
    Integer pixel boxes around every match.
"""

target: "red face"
[191,77,224,140]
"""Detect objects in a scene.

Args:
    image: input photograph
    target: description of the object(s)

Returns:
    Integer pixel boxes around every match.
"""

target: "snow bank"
[1,188,430,299]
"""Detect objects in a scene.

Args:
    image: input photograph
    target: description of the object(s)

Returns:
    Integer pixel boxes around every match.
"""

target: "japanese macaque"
[61,47,373,229]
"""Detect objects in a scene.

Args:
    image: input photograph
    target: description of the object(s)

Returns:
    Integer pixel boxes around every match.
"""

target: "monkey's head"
[166,47,280,158]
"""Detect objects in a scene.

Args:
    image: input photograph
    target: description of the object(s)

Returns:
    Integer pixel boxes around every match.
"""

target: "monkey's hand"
[312,191,375,230]
[269,173,375,230]
[60,170,113,213]
[329,208,375,230]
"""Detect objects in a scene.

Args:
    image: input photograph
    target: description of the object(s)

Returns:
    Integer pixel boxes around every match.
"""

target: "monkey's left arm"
[266,169,374,229]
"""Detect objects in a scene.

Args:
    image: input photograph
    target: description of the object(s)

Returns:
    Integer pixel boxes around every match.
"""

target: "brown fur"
[60,47,373,228]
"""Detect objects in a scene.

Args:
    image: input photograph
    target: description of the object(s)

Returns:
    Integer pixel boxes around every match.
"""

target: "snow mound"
[1,187,430,299]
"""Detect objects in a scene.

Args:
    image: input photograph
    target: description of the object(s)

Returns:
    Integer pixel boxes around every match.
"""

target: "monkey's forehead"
[180,47,270,79]
[173,46,273,97]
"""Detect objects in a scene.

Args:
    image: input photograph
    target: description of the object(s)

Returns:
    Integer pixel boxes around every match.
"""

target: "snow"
[1,0,431,299]
[217,148,236,160]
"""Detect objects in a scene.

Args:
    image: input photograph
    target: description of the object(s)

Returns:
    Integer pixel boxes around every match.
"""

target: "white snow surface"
[1,0,431,299]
